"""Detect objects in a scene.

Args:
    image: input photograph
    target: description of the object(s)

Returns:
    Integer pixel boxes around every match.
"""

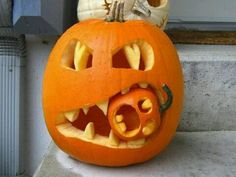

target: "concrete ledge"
[34,131,236,177]
[178,45,236,131]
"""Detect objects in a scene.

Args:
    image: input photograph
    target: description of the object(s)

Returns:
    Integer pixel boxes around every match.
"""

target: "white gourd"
[77,0,169,30]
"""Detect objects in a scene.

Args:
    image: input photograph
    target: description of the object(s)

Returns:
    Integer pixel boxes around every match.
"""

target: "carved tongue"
[108,88,161,141]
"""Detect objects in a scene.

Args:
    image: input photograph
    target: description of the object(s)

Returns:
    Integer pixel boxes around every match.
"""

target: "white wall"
[24,36,57,176]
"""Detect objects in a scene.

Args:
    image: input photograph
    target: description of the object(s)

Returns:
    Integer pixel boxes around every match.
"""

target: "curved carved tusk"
[159,84,173,113]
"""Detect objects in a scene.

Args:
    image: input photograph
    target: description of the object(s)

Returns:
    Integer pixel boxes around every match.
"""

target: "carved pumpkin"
[43,17,183,166]
[77,0,169,29]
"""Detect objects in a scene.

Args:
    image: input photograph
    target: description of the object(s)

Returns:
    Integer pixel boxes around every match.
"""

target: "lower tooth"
[118,122,127,132]
[142,120,155,136]
[128,138,145,146]
[121,88,130,94]
[83,122,95,139]
[139,83,148,88]
[57,123,72,130]
[108,130,120,146]
[57,124,78,138]
[115,115,124,123]
[142,127,152,136]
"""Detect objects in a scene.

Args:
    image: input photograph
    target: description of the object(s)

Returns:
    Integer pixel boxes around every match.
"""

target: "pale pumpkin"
[77,0,169,29]
[43,18,183,166]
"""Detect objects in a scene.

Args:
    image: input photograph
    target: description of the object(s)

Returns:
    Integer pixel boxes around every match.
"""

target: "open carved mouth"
[56,82,172,149]
[56,37,173,149]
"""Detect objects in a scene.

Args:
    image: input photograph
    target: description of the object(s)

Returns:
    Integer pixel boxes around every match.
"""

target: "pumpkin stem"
[159,84,173,113]
[106,0,125,22]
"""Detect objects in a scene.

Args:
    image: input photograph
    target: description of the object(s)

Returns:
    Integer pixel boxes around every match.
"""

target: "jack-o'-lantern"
[43,3,183,166]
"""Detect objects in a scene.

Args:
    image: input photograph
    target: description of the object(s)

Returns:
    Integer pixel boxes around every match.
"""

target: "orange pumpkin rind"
[43,18,183,166]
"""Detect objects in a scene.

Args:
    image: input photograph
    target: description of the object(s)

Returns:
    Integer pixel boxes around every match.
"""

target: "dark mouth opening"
[72,106,111,136]
[56,82,173,149]
[71,85,155,137]
[59,83,159,138]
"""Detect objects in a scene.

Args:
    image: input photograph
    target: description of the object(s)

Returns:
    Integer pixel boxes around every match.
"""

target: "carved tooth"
[142,127,152,136]
[63,126,79,138]
[108,130,120,146]
[141,99,152,110]
[57,123,79,138]
[64,110,80,122]
[128,138,145,146]
[118,122,127,132]
[121,88,130,94]
[115,115,124,123]
[139,41,155,71]
[82,107,89,115]
[96,100,109,115]
[83,122,95,140]
[142,120,156,136]
[74,41,90,71]
[124,43,140,70]
[56,114,67,124]
[57,123,72,130]
[139,83,148,89]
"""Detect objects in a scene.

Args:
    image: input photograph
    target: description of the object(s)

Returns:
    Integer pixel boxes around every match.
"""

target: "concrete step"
[177,45,236,131]
[33,131,236,177]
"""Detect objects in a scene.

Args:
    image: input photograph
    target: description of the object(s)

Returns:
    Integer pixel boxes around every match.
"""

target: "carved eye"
[61,39,93,71]
[112,41,154,71]
[147,0,161,7]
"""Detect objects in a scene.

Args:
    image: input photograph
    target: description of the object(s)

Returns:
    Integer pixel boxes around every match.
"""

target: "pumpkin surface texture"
[43,18,183,166]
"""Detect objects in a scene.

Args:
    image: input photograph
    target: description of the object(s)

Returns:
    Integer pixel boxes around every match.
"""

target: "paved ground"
[34,131,236,177]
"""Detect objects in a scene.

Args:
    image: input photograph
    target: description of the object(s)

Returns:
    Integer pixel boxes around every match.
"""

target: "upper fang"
[124,43,140,70]
[82,107,89,115]
[64,110,80,122]
[96,100,109,115]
